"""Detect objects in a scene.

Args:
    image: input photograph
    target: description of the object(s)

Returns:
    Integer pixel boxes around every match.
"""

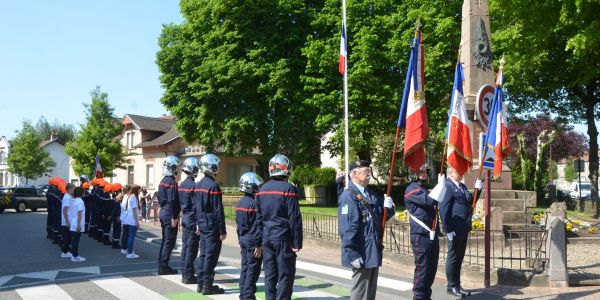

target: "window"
[127,166,135,185]
[126,133,131,149]
[146,164,154,189]
[0,151,5,164]
[130,132,135,149]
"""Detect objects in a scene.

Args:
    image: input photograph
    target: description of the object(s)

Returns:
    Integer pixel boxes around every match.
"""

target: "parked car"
[0,186,47,213]
[570,182,592,200]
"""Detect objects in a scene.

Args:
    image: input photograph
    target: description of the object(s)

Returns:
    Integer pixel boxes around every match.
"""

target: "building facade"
[0,136,21,187]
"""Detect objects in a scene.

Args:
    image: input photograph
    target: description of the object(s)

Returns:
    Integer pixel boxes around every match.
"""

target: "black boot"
[447,286,465,298]
[202,284,225,295]
[196,284,203,293]
[111,241,121,249]
[458,286,471,296]
[181,276,197,284]
[158,267,178,275]
[103,236,112,246]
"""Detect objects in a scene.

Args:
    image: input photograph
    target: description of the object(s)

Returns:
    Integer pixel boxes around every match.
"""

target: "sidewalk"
[138,220,600,299]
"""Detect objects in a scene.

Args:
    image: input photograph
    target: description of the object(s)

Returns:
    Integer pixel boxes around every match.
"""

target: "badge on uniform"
[341,204,348,215]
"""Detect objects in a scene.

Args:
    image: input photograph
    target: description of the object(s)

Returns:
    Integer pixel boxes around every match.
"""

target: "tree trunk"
[584,99,599,216]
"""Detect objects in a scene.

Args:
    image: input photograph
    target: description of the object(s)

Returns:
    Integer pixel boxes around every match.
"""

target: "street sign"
[479,132,494,170]
[475,84,495,129]
[574,159,585,172]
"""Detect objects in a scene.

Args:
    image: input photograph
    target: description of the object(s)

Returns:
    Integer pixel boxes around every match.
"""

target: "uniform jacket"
[256,179,303,250]
[159,176,180,221]
[97,190,113,218]
[179,176,196,228]
[338,181,394,269]
[404,181,440,236]
[439,179,475,235]
[194,175,226,237]
[91,187,103,216]
[111,197,121,222]
[235,194,263,248]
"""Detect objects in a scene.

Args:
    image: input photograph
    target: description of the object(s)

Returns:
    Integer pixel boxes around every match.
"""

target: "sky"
[0,1,183,139]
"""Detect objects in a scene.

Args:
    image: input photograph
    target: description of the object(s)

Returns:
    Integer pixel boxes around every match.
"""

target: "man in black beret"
[337,160,395,299]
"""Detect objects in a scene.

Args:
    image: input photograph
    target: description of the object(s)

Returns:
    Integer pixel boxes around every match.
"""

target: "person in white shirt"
[69,187,86,262]
[123,184,141,258]
[61,183,75,258]
[119,185,131,254]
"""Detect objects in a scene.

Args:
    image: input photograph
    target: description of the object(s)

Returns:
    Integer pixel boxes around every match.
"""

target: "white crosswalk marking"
[158,273,239,300]
[91,276,166,300]
[16,284,74,300]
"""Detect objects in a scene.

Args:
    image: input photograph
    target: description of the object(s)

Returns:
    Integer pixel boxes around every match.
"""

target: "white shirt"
[61,193,73,226]
[123,194,139,226]
[69,197,85,232]
[120,194,129,221]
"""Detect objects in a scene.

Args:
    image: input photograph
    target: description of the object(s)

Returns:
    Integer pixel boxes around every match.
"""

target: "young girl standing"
[70,187,86,262]
[123,184,141,258]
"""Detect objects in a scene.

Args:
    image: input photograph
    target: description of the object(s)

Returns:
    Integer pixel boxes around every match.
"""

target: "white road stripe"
[91,276,166,300]
[295,260,413,292]
[16,284,74,300]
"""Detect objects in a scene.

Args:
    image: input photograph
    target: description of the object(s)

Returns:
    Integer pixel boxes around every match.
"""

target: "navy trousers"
[60,226,72,254]
[446,232,468,288]
[411,233,439,300]
[262,240,296,300]
[239,240,262,300]
[121,225,130,251]
[197,234,222,287]
[70,231,82,257]
[112,220,121,242]
[180,226,199,280]
[158,219,178,270]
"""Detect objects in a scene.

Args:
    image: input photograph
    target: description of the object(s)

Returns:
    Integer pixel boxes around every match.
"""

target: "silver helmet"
[268,154,292,177]
[239,172,264,195]
[200,153,221,176]
[409,164,430,181]
[182,157,200,177]
[162,155,180,176]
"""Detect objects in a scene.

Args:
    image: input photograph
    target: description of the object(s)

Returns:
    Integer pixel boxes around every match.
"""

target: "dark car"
[0,186,47,213]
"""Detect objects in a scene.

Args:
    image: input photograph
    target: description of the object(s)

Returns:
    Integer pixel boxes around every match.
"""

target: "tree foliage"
[564,158,578,183]
[35,117,77,143]
[491,0,600,204]
[157,0,322,172]
[65,87,127,178]
[7,122,55,184]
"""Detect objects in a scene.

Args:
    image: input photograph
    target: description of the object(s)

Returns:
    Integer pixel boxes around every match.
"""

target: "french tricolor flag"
[339,23,347,75]
[397,30,428,172]
[485,68,511,178]
[446,62,473,177]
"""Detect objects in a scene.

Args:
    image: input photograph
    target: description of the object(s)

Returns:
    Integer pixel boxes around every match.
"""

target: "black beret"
[349,160,370,172]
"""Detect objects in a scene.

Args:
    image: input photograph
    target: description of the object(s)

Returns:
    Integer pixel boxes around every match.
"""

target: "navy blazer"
[404,181,440,236]
[439,179,474,235]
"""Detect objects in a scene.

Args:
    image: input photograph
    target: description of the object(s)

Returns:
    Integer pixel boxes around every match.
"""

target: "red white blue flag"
[484,68,510,178]
[397,30,428,172]
[94,153,103,178]
[446,62,473,177]
[339,23,347,75]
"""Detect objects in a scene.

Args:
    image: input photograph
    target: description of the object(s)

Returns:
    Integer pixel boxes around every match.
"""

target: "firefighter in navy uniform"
[88,179,102,240]
[405,165,440,300]
[194,154,226,295]
[236,172,264,300]
[256,154,303,300]
[179,157,200,284]
[79,176,92,233]
[110,183,123,249]
[98,181,114,245]
[46,178,61,242]
[338,160,395,300]
[157,155,181,275]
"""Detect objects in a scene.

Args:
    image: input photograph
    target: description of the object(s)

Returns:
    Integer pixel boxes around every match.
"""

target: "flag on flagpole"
[397,30,429,172]
[94,153,103,178]
[339,23,347,75]
[446,62,473,177]
[484,67,510,178]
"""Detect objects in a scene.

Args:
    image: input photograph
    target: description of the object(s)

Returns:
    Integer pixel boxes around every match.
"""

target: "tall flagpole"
[342,0,349,189]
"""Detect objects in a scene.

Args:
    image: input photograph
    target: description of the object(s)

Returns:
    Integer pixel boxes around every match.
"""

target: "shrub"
[289,166,336,187]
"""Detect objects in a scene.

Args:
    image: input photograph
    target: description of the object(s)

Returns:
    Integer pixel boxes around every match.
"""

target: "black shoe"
[111,242,121,249]
[196,285,203,293]
[158,268,178,275]
[181,277,197,284]
[202,285,225,295]
[447,287,465,298]
[458,286,471,296]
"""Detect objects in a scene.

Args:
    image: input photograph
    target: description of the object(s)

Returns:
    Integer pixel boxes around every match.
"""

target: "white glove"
[438,174,445,182]
[475,179,483,190]
[446,231,455,241]
[384,195,394,209]
[351,257,363,269]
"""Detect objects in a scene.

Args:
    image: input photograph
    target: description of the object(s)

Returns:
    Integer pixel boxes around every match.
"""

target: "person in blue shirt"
[236,172,264,300]
[157,156,181,275]
[179,157,200,284]
[338,160,395,300]
[256,154,302,300]
[194,154,226,295]
[439,166,481,298]
[405,165,440,300]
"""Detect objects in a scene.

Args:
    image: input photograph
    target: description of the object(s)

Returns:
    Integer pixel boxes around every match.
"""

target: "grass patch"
[166,292,210,300]
[300,205,338,216]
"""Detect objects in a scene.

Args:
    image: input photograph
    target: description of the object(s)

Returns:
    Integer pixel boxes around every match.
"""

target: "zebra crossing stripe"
[91,276,166,300]
[16,284,74,300]
[295,260,413,292]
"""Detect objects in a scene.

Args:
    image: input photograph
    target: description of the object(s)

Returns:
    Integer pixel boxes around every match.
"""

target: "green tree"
[35,117,77,143]
[156,0,322,175]
[491,0,600,210]
[65,87,127,178]
[7,122,55,184]
[564,158,578,182]
[302,0,462,161]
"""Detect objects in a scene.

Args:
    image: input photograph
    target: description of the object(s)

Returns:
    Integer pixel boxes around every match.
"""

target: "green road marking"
[294,277,350,297]
[166,292,210,300]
